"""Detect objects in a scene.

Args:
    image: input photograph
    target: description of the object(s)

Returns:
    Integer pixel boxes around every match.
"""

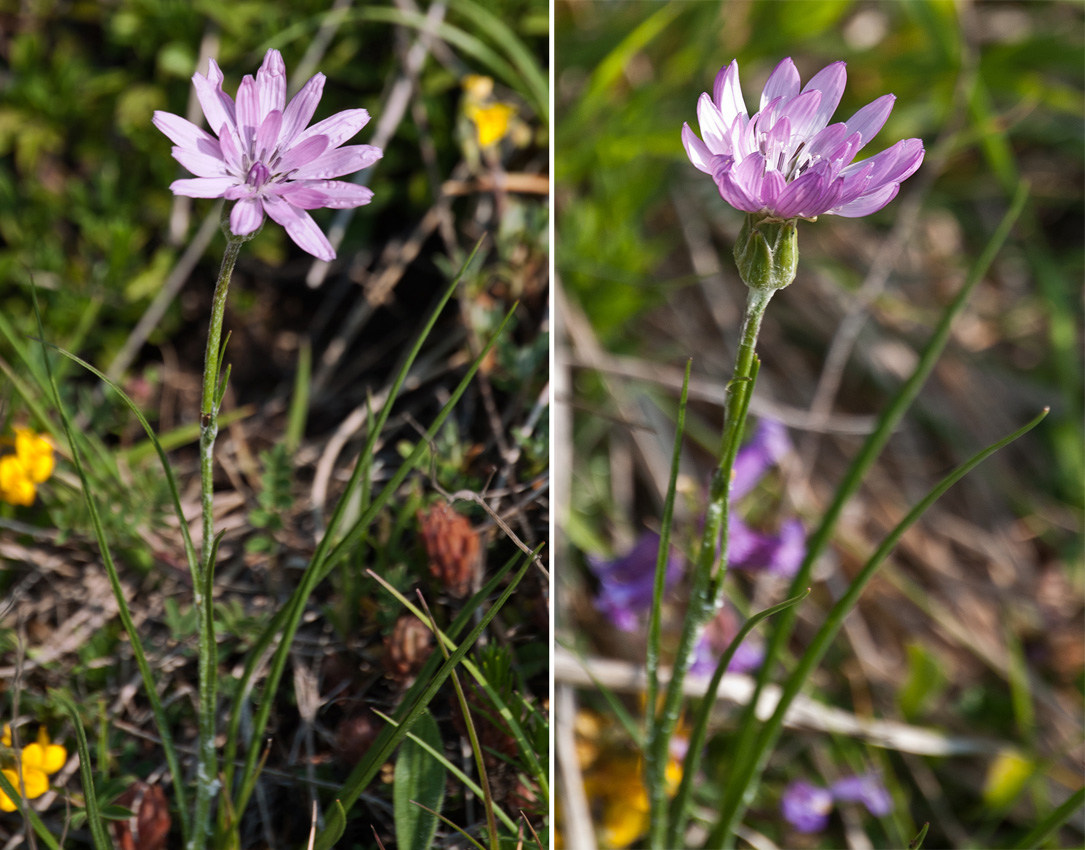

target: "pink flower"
[683,58,924,219]
[153,49,382,261]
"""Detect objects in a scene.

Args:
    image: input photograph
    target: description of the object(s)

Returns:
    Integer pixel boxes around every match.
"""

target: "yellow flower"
[24,727,66,776]
[467,102,516,148]
[0,429,54,506]
[0,455,36,506]
[461,74,518,148]
[2,724,11,747]
[0,727,66,811]
[0,768,20,812]
[14,429,55,483]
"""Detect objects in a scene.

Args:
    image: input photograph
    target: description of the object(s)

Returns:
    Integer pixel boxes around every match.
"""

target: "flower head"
[153,49,382,261]
[683,58,924,220]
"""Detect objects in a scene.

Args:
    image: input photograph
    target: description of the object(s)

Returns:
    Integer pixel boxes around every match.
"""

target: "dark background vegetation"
[555,1,1082,848]
[0,1,548,848]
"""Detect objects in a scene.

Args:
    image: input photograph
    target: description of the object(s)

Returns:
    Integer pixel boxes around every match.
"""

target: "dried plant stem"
[645,286,773,849]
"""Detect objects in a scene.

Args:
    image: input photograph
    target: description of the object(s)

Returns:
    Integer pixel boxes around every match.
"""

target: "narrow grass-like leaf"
[225,241,493,814]
[715,179,1029,845]
[710,405,1047,847]
[285,338,311,454]
[0,355,63,448]
[29,283,191,845]
[265,9,536,117]
[909,821,931,850]
[313,547,539,850]
[371,570,547,797]
[409,802,488,850]
[120,405,254,464]
[559,640,643,750]
[645,359,692,742]
[451,0,549,121]
[393,709,447,850]
[419,594,499,850]
[1009,787,1084,850]
[374,709,519,834]
[0,771,61,850]
[665,589,810,848]
[40,344,201,583]
[54,689,111,850]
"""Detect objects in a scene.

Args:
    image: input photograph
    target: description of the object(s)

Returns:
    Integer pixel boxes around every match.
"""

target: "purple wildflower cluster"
[781,774,893,833]
[683,58,924,220]
[153,49,382,261]
[586,420,803,636]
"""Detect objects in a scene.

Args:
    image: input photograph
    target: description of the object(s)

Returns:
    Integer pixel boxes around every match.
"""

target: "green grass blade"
[54,689,111,850]
[451,0,549,121]
[38,343,201,583]
[28,282,191,844]
[715,178,1030,843]
[119,405,254,464]
[267,9,534,118]
[223,240,485,803]
[712,406,1048,846]
[420,596,499,850]
[1008,787,1084,850]
[312,546,539,850]
[909,821,931,849]
[373,709,519,834]
[370,571,548,798]
[285,337,311,455]
[558,640,643,751]
[645,359,691,741]
[0,771,61,849]
[408,801,489,850]
[665,589,810,848]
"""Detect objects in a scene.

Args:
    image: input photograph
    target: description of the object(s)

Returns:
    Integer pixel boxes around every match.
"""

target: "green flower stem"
[191,229,244,850]
[645,285,773,849]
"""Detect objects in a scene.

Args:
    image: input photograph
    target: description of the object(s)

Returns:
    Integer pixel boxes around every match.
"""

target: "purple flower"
[782,774,893,833]
[729,420,805,578]
[153,49,382,261]
[683,58,924,219]
[830,774,894,816]
[586,532,682,632]
[781,781,834,833]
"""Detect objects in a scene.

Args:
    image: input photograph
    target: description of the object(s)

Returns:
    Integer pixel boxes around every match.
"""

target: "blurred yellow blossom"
[461,74,523,149]
[0,428,54,506]
[558,708,686,849]
[0,726,66,812]
[15,429,55,483]
[469,102,516,148]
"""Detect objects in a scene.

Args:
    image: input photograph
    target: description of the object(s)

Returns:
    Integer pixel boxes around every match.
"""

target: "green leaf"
[394,710,447,850]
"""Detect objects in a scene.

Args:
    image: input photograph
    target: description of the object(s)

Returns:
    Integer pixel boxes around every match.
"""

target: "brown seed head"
[384,613,433,680]
[417,501,480,597]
